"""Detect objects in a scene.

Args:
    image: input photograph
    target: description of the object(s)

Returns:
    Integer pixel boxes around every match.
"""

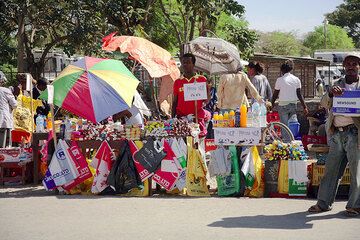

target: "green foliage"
[303,24,355,52]
[256,31,307,56]
[326,0,360,47]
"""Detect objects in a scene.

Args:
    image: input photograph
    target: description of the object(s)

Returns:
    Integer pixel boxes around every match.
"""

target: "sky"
[238,0,344,37]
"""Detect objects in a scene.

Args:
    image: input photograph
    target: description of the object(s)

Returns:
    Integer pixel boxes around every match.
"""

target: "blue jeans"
[278,104,297,141]
[317,126,360,209]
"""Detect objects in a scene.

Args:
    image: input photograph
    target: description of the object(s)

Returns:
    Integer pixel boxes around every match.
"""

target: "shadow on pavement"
[208,211,351,230]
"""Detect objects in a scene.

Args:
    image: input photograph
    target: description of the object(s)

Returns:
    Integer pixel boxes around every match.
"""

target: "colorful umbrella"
[40,56,139,123]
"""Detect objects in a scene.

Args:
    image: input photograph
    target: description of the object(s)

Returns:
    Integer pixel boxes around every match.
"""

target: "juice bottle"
[240,104,247,127]
[218,113,224,127]
[223,111,229,127]
[47,112,52,130]
[229,110,235,127]
[212,112,219,127]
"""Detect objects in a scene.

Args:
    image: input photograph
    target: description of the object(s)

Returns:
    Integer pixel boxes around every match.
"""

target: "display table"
[31,132,125,184]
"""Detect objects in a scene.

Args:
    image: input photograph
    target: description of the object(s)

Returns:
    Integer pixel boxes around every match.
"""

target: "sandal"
[308,204,330,213]
[345,208,360,217]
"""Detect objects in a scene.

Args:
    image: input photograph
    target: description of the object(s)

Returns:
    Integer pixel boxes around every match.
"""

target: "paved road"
[0,186,358,240]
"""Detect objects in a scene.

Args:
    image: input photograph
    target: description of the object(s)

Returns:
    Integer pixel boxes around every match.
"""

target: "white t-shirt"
[275,73,301,105]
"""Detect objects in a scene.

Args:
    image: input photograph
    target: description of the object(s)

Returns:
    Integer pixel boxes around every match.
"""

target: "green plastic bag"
[217,146,241,196]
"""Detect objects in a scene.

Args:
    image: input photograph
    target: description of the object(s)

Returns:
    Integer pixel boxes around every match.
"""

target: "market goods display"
[264,140,308,161]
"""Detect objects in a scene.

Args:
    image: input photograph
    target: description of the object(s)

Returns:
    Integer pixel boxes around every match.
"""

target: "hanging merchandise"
[90,141,115,194]
[104,141,142,194]
[134,137,167,173]
[288,160,308,196]
[241,146,264,197]
[62,141,93,191]
[42,140,79,190]
[208,146,231,178]
[171,138,187,169]
[278,160,289,194]
[130,140,154,182]
[185,137,210,197]
[13,94,43,132]
[216,146,241,197]
[152,140,181,191]
[264,160,280,197]
[68,159,96,195]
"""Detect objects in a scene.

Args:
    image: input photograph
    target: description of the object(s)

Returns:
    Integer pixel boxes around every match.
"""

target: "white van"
[316,66,342,85]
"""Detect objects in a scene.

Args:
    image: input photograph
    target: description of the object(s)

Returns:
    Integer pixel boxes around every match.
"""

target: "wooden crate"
[311,163,350,186]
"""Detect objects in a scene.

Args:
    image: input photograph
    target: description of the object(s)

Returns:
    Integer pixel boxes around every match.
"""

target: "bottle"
[235,107,240,127]
[223,111,229,127]
[240,104,247,127]
[36,115,45,133]
[251,102,260,127]
[64,117,72,140]
[260,103,267,127]
[212,112,219,127]
[218,113,224,128]
[229,110,235,127]
[47,112,52,131]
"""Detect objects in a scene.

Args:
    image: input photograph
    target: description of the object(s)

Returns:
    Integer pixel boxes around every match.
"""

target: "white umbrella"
[183,37,242,75]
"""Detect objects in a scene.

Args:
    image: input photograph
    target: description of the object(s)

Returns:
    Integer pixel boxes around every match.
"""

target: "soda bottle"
[36,115,45,132]
[229,110,235,127]
[260,103,267,127]
[212,112,219,127]
[218,113,224,127]
[251,102,260,127]
[235,107,241,127]
[240,104,247,127]
[223,111,229,127]
[47,112,52,131]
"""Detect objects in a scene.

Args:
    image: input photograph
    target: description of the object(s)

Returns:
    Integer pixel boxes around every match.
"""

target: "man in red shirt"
[172,53,210,136]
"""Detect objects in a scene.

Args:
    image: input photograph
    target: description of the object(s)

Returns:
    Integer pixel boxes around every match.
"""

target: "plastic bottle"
[235,107,240,127]
[218,113,224,128]
[47,112,52,131]
[260,103,267,127]
[212,112,219,127]
[251,102,261,127]
[240,104,247,127]
[229,110,235,127]
[64,117,72,140]
[223,111,229,127]
[36,115,45,133]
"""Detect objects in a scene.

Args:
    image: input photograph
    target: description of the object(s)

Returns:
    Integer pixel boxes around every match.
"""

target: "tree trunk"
[17,14,25,72]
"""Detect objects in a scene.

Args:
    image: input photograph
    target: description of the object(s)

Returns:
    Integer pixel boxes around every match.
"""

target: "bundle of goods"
[145,118,195,137]
[264,140,308,161]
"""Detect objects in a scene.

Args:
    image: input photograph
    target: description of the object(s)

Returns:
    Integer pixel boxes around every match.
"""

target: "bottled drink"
[251,102,260,127]
[218,113,224,128]
[212,112,219,127]
[240,104,247,127]
[260,103,267,127]
[223,111,229,127]
[36,115,45,133]
[235,107,240,127]
[229,110,235,127]
[47,112,52,131]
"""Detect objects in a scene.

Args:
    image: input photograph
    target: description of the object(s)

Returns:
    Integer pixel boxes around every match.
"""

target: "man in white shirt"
[308,53,360,216]
[271,60,308,127]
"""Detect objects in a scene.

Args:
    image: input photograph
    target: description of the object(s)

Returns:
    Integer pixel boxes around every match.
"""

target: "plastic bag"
[243,146,264,198]
[209,146,231,177]
[278,160,289,194]
[185,137,210,197]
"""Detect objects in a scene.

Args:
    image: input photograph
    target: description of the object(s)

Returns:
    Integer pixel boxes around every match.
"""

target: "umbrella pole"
[50,104,57,145]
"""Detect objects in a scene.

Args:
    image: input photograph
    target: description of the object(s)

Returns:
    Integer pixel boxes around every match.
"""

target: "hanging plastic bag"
[288,160,308,196]
[217,146,241,197]
[209,146,231,177]
[134,137,167,173]
[278,160,289,194]
[171,138,187,169]
[185,137,210,197]
[242,146,264,197]
[264,160,280,197]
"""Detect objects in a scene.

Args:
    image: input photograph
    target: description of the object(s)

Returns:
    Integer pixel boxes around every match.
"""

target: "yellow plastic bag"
[13,94,43,132]
[278,160,289,194]
[68,159,96,195]
[245,146,264,198]
[185,137,210,197]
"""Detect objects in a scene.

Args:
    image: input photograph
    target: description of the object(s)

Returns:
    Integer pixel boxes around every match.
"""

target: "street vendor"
[172,53,211,137]
[308,52,360,217]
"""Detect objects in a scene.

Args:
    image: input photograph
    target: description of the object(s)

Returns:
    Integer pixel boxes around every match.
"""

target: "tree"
[158,0,245,49]
[326,0,360,47]
[215,13,258,59]
[303,24,355,52]
[255,31,307,56]
[0,0,107,79]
